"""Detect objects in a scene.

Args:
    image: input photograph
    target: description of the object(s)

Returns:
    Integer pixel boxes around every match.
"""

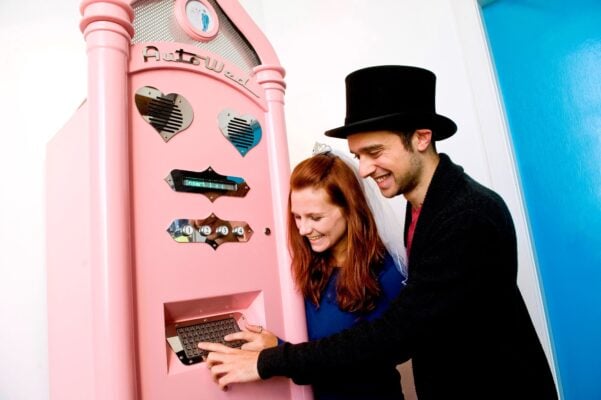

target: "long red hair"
[288,153,385,312]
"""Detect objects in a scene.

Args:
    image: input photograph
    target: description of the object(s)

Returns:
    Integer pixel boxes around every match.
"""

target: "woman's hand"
[225,322,278,351]
[197,342,261,390]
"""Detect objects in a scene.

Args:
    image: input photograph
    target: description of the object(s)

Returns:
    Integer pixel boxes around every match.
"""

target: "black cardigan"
[258,154,557,399]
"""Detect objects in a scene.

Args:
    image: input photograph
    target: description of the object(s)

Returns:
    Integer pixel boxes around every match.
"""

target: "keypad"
[176,317,246,359]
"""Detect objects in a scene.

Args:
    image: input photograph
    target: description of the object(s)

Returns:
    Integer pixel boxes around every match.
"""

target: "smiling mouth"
[373,173,391,183]
[307,234,323,241]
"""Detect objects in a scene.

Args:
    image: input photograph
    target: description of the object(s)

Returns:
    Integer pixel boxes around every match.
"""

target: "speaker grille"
[131,0,260,73]
[147,96,185,134]
[227,117,256,150]
[135,86,194,142]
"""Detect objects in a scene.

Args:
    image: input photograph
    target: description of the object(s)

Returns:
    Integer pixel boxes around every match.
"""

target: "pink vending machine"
[46,1,311,399]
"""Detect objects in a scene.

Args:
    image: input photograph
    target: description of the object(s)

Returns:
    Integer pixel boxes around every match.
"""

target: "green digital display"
[167,168,249,201]
[182,177,237,191]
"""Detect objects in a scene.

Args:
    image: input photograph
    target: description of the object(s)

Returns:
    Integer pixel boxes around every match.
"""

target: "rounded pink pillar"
[255,65,312,400]
[79,1,137,398]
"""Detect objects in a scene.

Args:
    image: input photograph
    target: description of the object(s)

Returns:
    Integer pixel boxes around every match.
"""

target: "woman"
[214,149,407,399]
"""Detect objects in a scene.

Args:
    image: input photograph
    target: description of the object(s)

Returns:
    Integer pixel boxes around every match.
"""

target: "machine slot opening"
[163,290,265,373]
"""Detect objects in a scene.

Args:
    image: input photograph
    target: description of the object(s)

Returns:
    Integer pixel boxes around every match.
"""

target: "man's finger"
[206,362,237,391]
[218,375,236,390]
[204,355,221,369]
[198,341,234,353]
[217,375,232,391]
[200,346,261,386]
[207,361,231,376]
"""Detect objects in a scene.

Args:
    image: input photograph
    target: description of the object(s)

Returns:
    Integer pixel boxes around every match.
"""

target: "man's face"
[348,130,421,198]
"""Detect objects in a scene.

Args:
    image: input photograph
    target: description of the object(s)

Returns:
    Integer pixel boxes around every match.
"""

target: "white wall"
[0,2,85,399]
[0,0,553,398]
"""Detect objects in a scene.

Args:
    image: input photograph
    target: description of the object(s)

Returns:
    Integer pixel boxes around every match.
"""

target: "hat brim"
[324,112,457,141]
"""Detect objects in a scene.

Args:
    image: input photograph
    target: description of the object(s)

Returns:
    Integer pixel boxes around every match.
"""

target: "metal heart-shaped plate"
[218,109,262,156]
[135,86,193,142]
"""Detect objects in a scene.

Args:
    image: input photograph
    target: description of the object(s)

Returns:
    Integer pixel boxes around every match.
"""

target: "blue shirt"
[304,251,406,400]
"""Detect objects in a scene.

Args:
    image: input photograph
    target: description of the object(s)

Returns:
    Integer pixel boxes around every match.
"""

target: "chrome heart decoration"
[218,109,262,156]
[135,86,193,142]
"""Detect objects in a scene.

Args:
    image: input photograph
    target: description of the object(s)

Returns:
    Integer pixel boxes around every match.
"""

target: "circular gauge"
[175,0,219,42]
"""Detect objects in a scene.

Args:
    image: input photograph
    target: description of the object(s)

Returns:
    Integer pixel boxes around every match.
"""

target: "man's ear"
[413,129,433,151]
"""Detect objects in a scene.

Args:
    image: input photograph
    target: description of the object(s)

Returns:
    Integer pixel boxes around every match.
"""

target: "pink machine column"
[255,64,313,400]
[47,0,311,399]
[80,1,138,398]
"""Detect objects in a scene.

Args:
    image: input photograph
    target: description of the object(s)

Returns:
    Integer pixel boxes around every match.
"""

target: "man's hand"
[198,342,261,390]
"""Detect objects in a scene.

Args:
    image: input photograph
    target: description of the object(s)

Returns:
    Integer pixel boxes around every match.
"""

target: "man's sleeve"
[258,208,505,383]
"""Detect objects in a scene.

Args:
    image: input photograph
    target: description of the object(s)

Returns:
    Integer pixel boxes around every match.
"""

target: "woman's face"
[291,186,348,260]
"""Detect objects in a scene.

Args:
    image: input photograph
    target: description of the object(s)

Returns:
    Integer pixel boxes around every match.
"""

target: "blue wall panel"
[482,1,601,398]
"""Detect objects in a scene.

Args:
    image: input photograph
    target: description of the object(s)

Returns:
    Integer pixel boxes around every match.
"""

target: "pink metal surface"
[46,104,95,400]
[255,64,313,400]
[83,0,137,399]
[127,42,306,399]
[47,1,311,399]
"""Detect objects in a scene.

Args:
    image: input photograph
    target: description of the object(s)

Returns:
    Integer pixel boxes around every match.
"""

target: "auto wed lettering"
[142,45,259,98]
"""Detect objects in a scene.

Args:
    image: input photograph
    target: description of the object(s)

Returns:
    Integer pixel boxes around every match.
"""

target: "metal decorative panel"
[131,0,260,73]
[134,86,193,142]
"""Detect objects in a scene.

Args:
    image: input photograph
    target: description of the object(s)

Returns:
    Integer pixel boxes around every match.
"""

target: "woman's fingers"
[224,331,259,342]
[244,323,264,334]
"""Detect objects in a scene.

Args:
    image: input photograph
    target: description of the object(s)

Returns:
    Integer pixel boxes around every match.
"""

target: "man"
[199,66,558,399]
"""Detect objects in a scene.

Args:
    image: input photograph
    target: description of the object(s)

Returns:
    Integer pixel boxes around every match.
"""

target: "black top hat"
[324,65,457,140]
